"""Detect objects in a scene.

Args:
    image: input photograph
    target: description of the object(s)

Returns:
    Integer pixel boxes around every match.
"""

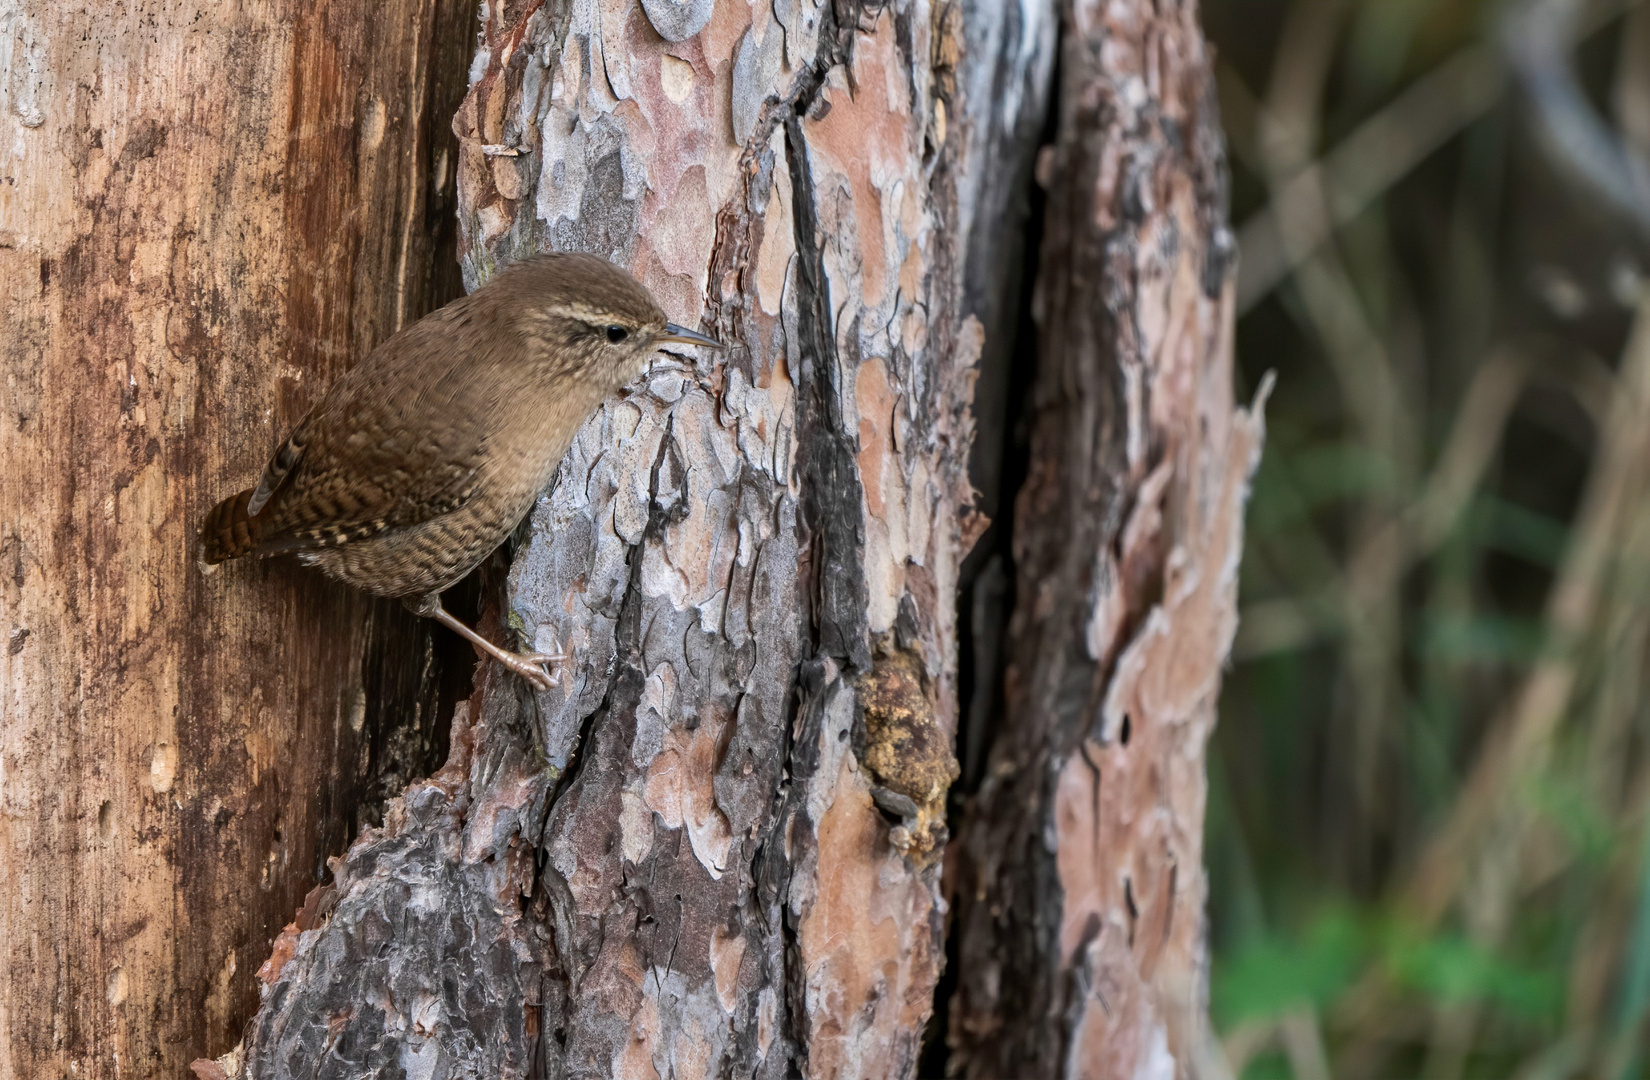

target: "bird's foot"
[498,649,567,692]
[413,595,569,692]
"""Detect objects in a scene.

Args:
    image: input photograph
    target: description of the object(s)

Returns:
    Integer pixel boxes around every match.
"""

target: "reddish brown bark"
[948,2,1261,1077]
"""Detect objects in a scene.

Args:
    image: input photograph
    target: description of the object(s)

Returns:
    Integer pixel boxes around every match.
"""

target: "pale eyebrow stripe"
[544,302,627,325]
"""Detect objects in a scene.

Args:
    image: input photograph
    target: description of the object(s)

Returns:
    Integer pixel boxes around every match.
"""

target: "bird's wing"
[249,436,486,556]
[247,310,495,556]
[246,414,311,516]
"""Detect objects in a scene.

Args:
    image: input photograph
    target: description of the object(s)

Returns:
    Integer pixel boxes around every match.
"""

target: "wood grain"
[0,1,474,1073]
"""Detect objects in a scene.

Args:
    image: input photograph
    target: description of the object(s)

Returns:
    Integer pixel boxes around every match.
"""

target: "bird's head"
[498,253,722,393]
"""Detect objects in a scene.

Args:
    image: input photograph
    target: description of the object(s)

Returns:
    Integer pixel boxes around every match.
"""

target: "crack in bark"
[784,111,872,675]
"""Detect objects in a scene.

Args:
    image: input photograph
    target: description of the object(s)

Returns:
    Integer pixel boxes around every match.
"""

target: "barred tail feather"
[200,488,261,563]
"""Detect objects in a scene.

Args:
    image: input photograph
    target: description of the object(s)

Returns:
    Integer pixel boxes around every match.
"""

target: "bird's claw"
[500,649,567,691]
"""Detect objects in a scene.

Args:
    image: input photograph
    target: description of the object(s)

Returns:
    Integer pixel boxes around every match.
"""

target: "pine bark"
[0,1,476,1075]
[231,0,1060,1075]
[950,2,1262,1076]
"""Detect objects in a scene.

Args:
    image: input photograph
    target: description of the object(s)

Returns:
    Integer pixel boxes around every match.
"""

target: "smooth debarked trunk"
[0,1,476,1075]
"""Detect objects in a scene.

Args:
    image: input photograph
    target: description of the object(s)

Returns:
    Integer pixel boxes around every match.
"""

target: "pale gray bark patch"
[953,0,1057,519]
[638,0,716,42]
[242,690,553,1078]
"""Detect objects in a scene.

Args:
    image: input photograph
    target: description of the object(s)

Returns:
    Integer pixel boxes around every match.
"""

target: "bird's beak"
[657,322,724,350]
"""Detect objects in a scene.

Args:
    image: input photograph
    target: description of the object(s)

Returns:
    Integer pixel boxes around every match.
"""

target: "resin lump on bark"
[856,644,959,864]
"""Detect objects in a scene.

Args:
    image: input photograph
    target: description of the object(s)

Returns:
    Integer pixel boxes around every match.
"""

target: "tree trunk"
[950,2,1263,1076]
[0,2,476,1074]
[233,0,1028,1073]
[5,0,1254,1076]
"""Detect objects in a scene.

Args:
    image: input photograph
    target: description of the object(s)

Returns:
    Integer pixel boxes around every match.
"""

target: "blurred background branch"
[1505,0,1650,238]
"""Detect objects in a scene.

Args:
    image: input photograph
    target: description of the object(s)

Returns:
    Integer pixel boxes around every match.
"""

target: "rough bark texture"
[0,2,476,1074]
[949,1,1261,1078]
[233,0,1056,1077]
[6,0,1247,1075]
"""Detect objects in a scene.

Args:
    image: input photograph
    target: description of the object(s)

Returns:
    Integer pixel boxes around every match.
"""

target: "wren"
[200,253,721,690]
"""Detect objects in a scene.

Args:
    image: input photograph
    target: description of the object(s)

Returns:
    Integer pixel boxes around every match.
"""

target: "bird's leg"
[403,593,565,692]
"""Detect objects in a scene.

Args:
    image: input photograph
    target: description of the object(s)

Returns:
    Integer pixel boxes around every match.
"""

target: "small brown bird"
[200,253,721,689]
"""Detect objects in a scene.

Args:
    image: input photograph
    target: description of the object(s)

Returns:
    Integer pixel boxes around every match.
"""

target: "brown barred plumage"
[201,486,261,563]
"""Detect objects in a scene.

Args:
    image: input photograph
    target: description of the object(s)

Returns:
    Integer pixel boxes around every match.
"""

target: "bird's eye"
[605,325,629,344]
